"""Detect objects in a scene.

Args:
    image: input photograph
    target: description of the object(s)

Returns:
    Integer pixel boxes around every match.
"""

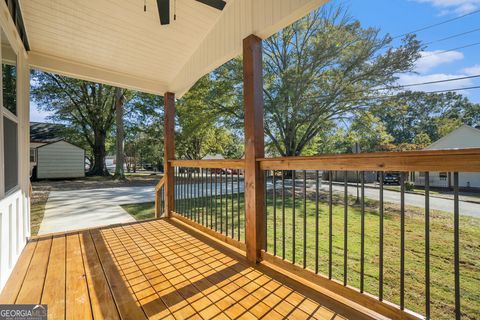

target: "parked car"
[210,168,232,174]
[383,172,400,185]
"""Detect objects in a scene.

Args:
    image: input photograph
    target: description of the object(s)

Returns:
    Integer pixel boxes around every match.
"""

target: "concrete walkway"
[38,186,155,235]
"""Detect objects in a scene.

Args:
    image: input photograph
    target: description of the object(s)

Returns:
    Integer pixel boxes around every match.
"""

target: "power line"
[377,74,480,91]
[419,41,480,58]
[424,27,480,45]
[311,85,480,104]
[392,9,480,39]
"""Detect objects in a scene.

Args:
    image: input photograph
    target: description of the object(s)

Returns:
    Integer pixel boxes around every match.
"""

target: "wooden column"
[164,92,175,217]
[243,34,265,263]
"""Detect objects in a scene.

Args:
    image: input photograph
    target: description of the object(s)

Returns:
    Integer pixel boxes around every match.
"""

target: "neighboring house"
[414,125,480,189]
[30,122,85,179]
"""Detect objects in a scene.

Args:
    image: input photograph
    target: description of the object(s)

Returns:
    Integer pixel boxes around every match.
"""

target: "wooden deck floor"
[0,219,369,320]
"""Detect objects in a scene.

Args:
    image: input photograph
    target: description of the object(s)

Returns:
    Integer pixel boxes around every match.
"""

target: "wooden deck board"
[0,239,37,304]
[66,233,93,320]
[15,236,52,304]
[0,219,372,319]
[41,236,66,319]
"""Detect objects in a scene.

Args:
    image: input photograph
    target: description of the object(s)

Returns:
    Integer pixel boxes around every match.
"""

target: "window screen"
[2,64,17,115]
[4,116,18,192]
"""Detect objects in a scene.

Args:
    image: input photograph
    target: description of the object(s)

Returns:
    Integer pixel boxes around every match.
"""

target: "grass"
[121,202,156,221]
[123,189,480,320]
[30,189,49,236]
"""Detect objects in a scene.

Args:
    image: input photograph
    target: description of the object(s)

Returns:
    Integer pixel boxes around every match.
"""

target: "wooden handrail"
[155,176,166,218]
[258,148,480,172]
[155,176,166,192]
[169,159,245,169]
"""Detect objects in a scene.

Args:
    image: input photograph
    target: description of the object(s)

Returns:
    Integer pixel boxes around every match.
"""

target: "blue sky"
[30,0,480,122]
[347,0,480,101]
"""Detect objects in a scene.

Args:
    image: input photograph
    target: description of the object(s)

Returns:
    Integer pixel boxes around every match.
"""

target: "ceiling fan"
[155,0,227,25]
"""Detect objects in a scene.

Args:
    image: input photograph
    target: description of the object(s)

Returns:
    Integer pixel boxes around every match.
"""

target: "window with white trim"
[30,148,36,162]
[1,27,18,195]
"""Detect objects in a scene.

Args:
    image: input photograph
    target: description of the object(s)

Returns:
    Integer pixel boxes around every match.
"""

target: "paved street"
[39,178,480,235]
[329,184,480,217]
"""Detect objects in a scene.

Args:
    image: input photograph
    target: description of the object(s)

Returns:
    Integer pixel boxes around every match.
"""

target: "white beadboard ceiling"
[20,0,329,97]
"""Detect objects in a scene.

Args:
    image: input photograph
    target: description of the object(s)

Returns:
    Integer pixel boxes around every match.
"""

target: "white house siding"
[414,125,480,189]
[36,141,85,179]
[0,0,31,291]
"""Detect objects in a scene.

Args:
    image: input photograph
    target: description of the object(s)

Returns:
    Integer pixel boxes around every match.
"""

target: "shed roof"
[20,0,329,97]
[30,122,65,143]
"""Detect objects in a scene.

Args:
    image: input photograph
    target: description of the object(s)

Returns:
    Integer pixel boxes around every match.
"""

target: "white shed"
[414,125,480,189]
[36,140,86,179]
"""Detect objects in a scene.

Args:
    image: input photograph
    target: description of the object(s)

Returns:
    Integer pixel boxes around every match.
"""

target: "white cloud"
[414,50,464,73]
[397,73,474,92]
[413,0,480,15]
[463,64,480,75]
[30,106,54,122]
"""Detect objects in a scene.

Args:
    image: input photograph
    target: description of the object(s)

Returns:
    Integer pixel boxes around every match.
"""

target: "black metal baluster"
[282,170,286,260]
[400,172,405,309]
[315,170,319,274]
[231,170,234,238]
[215,170,218,231]
[273,170,277,256]
[292,170,296,264]
[454,172,460,320]
[205,168,208,227]
[225,170,229,237]
[220,171,223,234]
[425,172,430,319]
[303,170,307,269]
[174,167,177,212]
[210,169,214,229]
[198,168,202,223]
[360,171,365,293]
[183,168,186,215]
[201,168,205,225]
[189,169,193,220]
[379,171,384,301]
[344,170,348,285]
[329,170,333,279]
[237,170,241,241]
[264,170,268,251]
[192,168,198,222]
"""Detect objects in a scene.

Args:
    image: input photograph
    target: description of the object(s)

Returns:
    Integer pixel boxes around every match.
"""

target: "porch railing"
[258,148,480,320]
[171,160,246,250]
[164,148,480,320]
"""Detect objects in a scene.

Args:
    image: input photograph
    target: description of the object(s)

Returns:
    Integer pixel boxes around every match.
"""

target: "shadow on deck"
[0,218,376,319]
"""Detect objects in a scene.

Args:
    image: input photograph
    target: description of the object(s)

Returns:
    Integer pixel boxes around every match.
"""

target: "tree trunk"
[114,88,126,179]
[89,130,109,176]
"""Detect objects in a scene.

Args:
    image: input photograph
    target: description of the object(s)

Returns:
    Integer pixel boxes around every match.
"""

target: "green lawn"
[123,189,480,320]
[121,202,156,220]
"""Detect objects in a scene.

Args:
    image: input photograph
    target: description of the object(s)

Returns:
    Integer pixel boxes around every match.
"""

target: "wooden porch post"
[243,34,265,263]
[164,92,175,218]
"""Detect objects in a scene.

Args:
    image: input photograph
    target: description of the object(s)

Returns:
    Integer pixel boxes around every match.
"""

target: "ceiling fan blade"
[157,0,170,25]
[195,0,227,10]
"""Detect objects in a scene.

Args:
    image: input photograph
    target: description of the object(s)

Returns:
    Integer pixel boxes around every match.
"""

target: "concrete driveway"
[38,186,155,235]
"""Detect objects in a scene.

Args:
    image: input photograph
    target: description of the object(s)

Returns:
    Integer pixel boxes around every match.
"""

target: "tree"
[348,111,393,152]
[124,92,164,171]
[187,5,421,158]
[372,91,480,144]
[114,88,126,179]
[260,5,421,156]
[31,71,124,176]
[176,76,244,160]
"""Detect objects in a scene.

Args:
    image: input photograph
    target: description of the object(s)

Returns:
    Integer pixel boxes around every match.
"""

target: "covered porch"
[0,0,479,319]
